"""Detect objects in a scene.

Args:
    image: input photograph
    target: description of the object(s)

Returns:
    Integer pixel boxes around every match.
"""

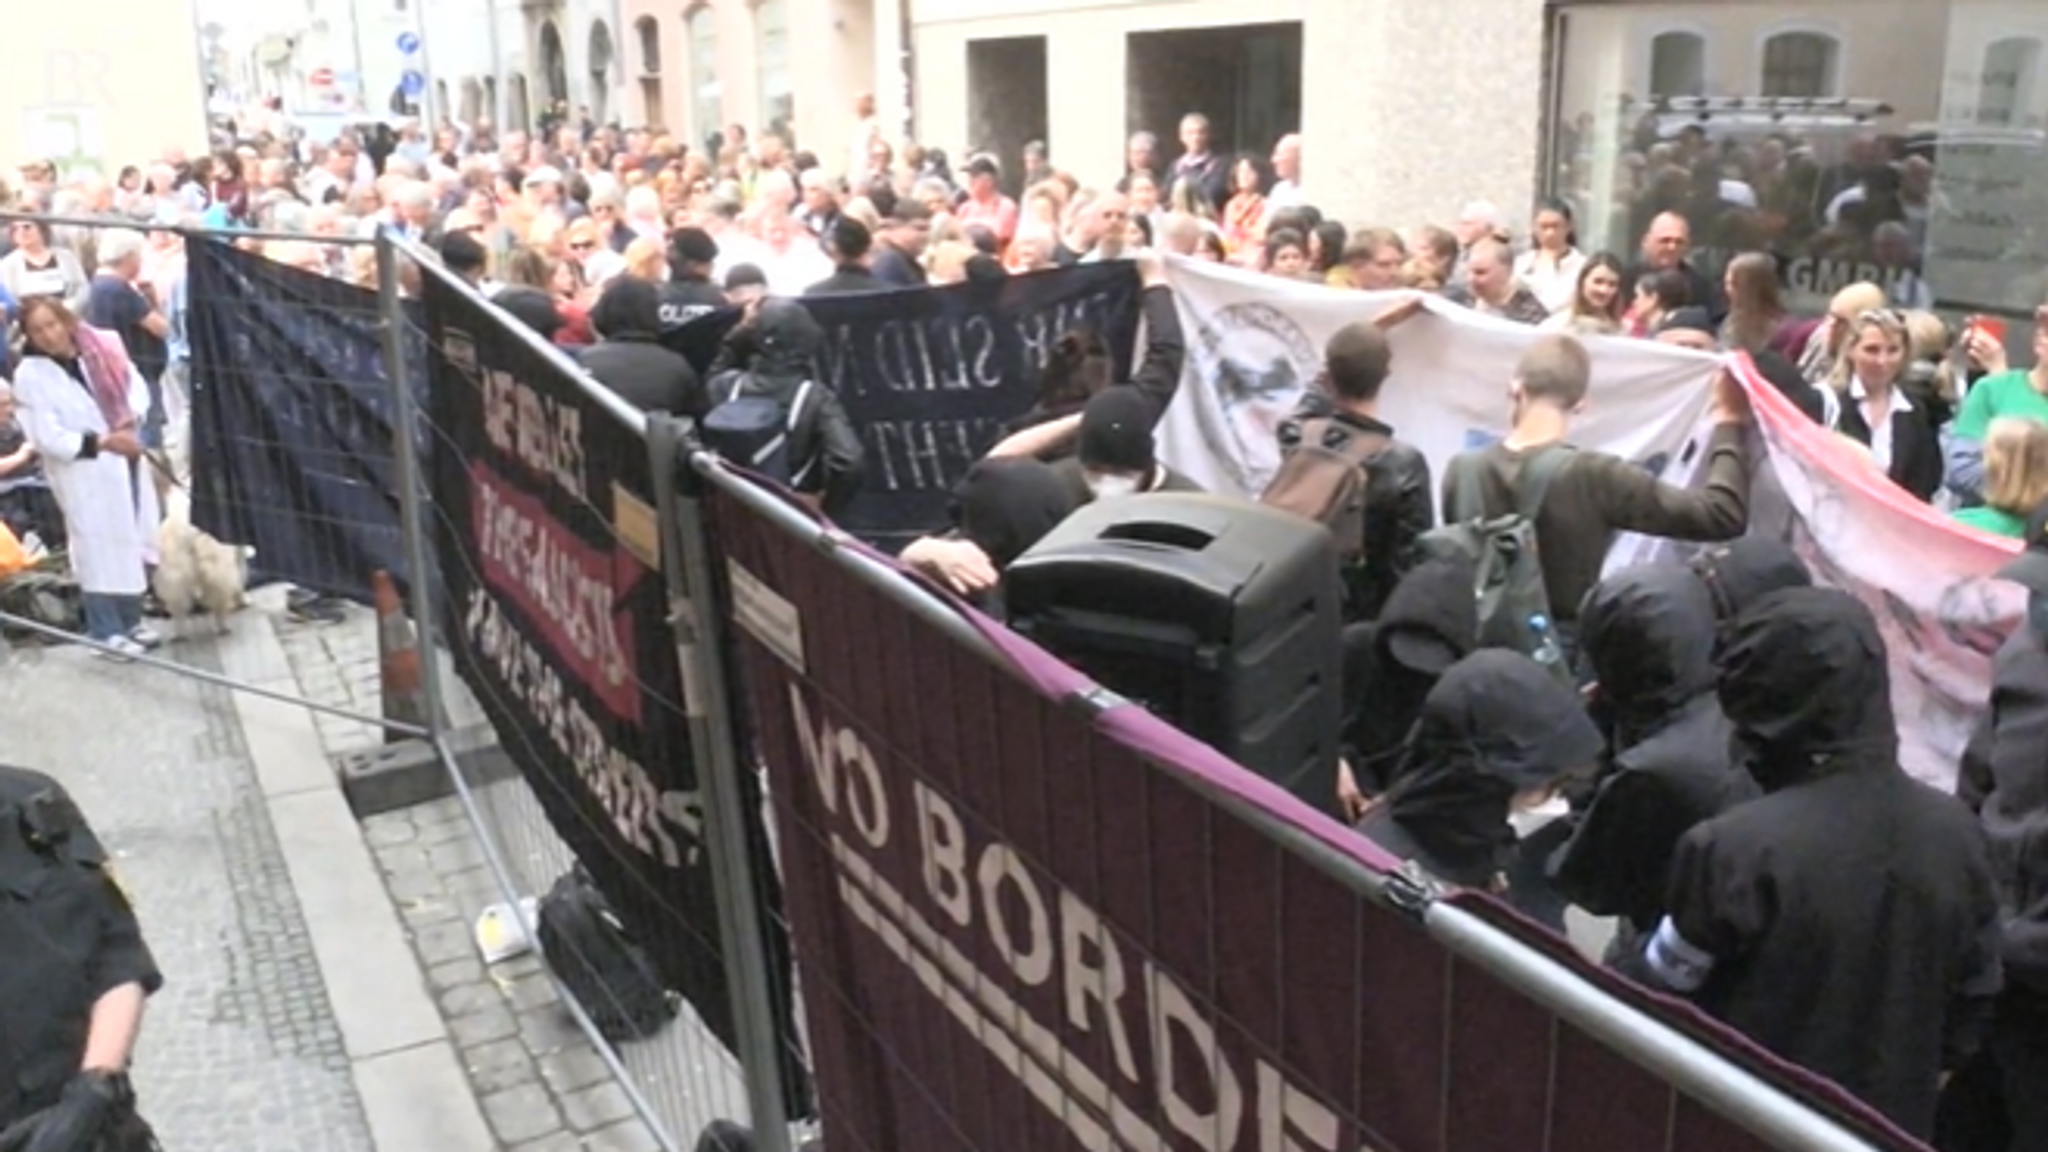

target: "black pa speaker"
[1003,493,1344,813]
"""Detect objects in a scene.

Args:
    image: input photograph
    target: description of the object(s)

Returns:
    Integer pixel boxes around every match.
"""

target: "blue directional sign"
[400,69,426,97]
[397,31,421,55]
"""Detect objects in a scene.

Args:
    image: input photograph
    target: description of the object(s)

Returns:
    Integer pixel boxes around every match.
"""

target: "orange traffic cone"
[372,570,429,741]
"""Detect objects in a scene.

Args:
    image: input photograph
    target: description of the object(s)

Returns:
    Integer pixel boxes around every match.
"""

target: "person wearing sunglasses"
[1947,302,2048,506]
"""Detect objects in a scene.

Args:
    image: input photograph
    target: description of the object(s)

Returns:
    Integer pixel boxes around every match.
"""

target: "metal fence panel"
[694,454,1919,1152]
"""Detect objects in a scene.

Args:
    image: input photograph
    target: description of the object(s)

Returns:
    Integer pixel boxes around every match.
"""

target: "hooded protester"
[1946,508,2048,1150]
[895,458,1080,613]
[706,299,865,516]
[1687,535,1814,623]
[1337,551,1480,807]
[578,277,709,417]
[1640,587,2002,1139]
[1548,566,1759,951]
[955,457,1078,572]
[1355,650,1603,914]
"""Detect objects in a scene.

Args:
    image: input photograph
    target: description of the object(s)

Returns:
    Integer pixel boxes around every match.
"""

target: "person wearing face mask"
[1547,565,1760,961]
[1051,385,1204,505]
[1633,587,2002,1141]
[1354,649,1604,918]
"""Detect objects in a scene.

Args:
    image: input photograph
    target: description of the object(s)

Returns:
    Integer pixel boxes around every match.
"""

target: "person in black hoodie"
[1548,565,1759,957]
[1948,511,2048,1151]
[1686,535,1814,624]
[578,278,710,417]
[1638,587,2002,1140]
[1336,552,1479,815]
[898,456,1081,615]
[1355,649,1604,915]
[705,299,865,517]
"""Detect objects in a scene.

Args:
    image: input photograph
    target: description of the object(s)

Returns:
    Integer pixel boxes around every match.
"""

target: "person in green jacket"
[1955,417,2048,539]
[1948,305,2048,503]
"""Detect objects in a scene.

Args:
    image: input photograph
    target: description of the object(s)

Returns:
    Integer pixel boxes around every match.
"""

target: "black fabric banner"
[187,239,417,603]
[421,274,807,1099]
[666,265,1141,550]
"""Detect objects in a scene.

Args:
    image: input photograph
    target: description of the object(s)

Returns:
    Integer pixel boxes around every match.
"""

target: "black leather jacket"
[1277,393,1433,621]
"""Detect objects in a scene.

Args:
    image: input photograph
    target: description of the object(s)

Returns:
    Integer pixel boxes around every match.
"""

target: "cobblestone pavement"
[274,608,685,1151]
[0,635,374,1152]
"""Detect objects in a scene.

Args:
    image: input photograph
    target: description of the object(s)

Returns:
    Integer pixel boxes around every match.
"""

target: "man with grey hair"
[82,228,171,459]
[796,169,842,240]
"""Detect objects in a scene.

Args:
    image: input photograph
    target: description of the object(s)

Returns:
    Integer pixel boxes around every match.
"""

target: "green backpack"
[1417,445,1576,686]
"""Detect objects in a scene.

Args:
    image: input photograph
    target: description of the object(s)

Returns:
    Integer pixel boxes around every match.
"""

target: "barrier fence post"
[646,414,794,1152]
[377,230,449,742]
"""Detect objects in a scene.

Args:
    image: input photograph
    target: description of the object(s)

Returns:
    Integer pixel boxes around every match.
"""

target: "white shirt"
[1848,375,1915,473]
[1262,179,1304,226]
[1513,248,1587,315]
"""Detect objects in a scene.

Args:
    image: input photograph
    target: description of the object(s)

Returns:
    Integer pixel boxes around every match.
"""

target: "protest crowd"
[4,90,2048,1152]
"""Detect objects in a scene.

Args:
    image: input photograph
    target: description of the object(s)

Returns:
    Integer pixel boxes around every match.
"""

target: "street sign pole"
[400,19,438,126]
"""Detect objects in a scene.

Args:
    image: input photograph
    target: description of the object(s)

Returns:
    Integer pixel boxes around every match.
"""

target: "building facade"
[909,0,1550,234]
[4,0,207,176]
[613,0,901,161]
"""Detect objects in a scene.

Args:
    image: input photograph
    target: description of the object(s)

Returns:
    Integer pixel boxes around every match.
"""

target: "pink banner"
[1729,355,2021,790]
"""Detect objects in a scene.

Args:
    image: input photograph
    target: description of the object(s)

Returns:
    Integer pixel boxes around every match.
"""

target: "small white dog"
[152,496,254,636]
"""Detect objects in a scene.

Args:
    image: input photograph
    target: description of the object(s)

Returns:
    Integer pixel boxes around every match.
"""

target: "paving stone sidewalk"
[272,606,668,1152]
[0,636,373,1152]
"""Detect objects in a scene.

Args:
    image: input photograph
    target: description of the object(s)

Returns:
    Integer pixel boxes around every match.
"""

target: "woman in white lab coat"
[12,296,161,657]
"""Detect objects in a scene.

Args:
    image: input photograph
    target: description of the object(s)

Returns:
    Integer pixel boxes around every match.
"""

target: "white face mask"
[1086,472,1142,500]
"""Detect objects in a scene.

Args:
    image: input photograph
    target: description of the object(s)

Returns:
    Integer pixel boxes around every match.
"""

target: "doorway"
[966,36,1049,195]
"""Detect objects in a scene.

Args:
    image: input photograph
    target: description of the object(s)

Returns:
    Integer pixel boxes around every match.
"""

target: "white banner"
[1154,257,2022,789]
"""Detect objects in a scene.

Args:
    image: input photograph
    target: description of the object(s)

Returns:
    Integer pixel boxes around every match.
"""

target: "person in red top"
[956,154,1020,249]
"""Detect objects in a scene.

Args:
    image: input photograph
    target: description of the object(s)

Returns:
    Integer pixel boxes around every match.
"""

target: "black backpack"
[701,375,818,487]
[535,868,677,1043]
[1417,445,1576,686]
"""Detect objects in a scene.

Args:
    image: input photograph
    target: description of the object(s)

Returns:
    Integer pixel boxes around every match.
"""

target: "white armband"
[1644,916,1717,993]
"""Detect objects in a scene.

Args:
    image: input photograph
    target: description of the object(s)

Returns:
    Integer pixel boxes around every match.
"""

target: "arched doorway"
[539,21,569,115]
[461,78,485,124]
[587,20,616,125]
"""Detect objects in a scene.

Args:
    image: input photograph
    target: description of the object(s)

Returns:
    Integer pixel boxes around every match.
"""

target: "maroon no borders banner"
[707,476,1922,1152]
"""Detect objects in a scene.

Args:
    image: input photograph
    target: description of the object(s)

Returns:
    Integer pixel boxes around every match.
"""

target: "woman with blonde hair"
[622,236,668,282]
[926,240,979,286]
[1798,281,1888,384]
[1818,308,1944,501]
[1955,417,2048,538]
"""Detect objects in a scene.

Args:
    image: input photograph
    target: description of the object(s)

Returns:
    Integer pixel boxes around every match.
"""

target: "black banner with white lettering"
[186,239,415,602]
[422,271,805,1096]
[668,265,1142,550]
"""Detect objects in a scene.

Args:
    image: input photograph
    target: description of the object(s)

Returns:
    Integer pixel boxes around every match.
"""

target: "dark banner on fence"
[187,239,415,603]
[668,265,1141,550]
[420,273,806,1090]
[703,469,1919,1152]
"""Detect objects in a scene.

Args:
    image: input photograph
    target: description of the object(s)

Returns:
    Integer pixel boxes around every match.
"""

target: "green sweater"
[1953,504,2028,539]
